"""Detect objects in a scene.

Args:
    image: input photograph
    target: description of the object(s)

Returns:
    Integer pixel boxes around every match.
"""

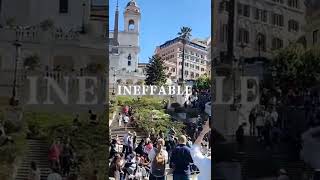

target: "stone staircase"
[15,139,50,180]
[110,115,147,152]
[236,136,313,180]
[216,136,313,180]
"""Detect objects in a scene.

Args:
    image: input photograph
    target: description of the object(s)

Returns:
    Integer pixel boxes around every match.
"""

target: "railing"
[0,27,104,42]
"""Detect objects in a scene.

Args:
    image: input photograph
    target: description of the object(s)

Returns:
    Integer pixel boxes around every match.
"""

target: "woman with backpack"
[148,139,168,180]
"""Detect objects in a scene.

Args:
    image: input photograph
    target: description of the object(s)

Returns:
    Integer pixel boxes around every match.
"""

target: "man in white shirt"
[191,120,211,180]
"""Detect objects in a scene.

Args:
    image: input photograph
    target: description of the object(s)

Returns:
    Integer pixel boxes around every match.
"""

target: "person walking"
[170,135,194,180]
[236,123,246,152]
[28,161,41,180]
[249,108,256,136]
[61,142,73,176]
[122,131,130,156]
[148,138,168,180]
[256,107,265,142]
[118,113,123,127]
[123,115,129,131]
[132,131,137,150]
[48,139,61,170]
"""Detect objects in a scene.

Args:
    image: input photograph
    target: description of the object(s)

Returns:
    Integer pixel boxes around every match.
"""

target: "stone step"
[15,139,51,180]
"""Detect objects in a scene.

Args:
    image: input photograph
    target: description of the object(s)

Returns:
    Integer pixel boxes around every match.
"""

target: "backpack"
[151,149,166,177]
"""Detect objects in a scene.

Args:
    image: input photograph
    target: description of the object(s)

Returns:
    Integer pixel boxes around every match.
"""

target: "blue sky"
[109,0,211,63]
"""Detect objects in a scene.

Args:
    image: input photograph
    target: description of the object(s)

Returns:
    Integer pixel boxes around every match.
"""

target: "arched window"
[128,20,135,31]
[128,54,132,66]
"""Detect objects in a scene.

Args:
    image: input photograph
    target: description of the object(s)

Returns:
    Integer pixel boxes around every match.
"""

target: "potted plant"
[24,54,40,70]
[6,17,16,28]
[40,19,54,31]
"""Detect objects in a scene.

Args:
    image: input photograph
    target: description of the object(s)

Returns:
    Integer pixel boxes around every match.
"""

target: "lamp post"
[10,40,22,106]
[111,67,121,96]
[81,1,86,34]
[271,66,277,89]
[239,42,247,76]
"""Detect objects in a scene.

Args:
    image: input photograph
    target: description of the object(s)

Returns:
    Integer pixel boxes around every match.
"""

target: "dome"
[125,0,140,13]
[126,0,138,8]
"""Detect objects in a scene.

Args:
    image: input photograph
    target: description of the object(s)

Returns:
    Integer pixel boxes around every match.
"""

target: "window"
[220,24,228,43]
[238,3,250,17]
[59,0,69,13]
[238,28,249,44]
[179,62,182,65]
[256,33,266,52]
[196,66,200,70]
[272,0,284,3]
[185,71,189,76]
[196,73,199,78]
[272,38,283,50]
[288,0,299,8]
[128,20,135,31]
[191,51,194,55]
[313,30,319,44]
[191,72,194,78]
[201,68,205,72]
[288,20,299,32]
[178,47,182,51]
[271,13,284,27]
[201,60,204,64]
[185,63,189,67]
[254,8,268,22]
[196,59,199,63]
[172,68,175,72]
[219,1,229,12]
[201,55,204,58]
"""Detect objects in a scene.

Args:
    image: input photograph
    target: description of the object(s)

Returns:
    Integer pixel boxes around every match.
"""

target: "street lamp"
[239,42,247,76]
[10,39,22,106]
[271,66,277,89]
[111,67,122,96]
[81,1,86,34]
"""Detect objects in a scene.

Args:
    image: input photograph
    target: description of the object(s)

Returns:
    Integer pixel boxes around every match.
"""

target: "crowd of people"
[26,110,100,180]
[109,105,212,180]
[236,105,281,152]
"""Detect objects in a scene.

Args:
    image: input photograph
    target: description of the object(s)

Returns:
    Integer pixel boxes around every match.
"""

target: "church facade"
[109,0,146,87]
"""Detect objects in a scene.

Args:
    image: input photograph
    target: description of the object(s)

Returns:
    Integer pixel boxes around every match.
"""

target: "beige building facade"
[155,37,209,82]
[214,0,306,60]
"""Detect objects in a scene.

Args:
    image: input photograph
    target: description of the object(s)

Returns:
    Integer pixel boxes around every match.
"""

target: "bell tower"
[124,0,141,33]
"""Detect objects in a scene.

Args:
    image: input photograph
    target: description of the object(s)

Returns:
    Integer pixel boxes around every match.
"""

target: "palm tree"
[177,26,192,83]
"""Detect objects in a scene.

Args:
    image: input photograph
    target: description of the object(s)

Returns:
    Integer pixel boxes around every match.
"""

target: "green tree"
[145,55,166,86]
[196,75,211,90]
[177,27,192,82]
[272,44,320,93]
